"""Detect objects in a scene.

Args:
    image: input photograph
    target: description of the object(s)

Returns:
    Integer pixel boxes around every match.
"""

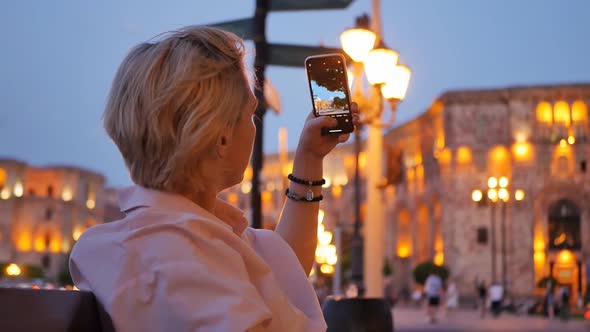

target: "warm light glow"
[320,264,335,274]
[488,177,498,189]
[514,131,528,143]
[243,167,253,181]
[318,231,333,246]
[317,223,325,237]
[560,139,567,148]
[472,190,483,202]
[364,48,399,85]
[536,102,553,124]
[0,168,6,187]
[515,189,525,201]
[534,235,545,252]
[433,252,444,266]
[327,255,338,265]
[347,70,354,90]
[0,188,10,200]
[240,181,252,194]
[339,28,376,62]
[487,188,498,202]
[533,251,545,264]
[499,177,509,188]
[13,181,23,197]
[331,184,342,198]
[571,100,588,122]
[5,263,21,276]
[567,135,575,145]
[498,188,509,202]
[554,233,566,246]
[86,199,96,209]
[318,209,325,224]
[62,187,73,201]
[553,101,570,125]
[73,227,83,241]
[16,230,32,251]
[227,192,238,205]
[513,142,531,161]
[438,148,452,165]
[456,146,472,165]
[261,191,272,203]
[358,152,367,171]
[381,65,411,101]
[557,250,574,264]
[397,245,410,258]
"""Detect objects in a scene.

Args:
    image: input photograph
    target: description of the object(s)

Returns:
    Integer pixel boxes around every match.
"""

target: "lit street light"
[339,1,411,297]
[472,177,525,287]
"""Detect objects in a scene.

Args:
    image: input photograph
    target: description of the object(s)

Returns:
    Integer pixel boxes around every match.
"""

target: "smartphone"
[305,54,354,135]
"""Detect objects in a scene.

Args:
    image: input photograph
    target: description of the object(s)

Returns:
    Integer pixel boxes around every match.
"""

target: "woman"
[69,26,356,331]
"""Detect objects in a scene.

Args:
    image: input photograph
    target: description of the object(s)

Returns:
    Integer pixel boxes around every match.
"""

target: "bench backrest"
[0,288,115,332]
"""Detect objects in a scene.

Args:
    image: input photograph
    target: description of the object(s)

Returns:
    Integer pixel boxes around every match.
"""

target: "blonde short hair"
[104,26,256,193]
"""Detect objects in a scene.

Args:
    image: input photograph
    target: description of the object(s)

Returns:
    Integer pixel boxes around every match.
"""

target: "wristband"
[285,188,323,202]
[287,174,325,186]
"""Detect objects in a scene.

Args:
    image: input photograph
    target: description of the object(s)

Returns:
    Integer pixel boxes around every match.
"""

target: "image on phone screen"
[308,60,350,116]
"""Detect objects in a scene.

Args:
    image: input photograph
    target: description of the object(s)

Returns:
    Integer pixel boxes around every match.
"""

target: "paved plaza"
[392,307,589,332]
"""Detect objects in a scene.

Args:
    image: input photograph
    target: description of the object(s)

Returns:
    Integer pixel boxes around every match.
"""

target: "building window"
[535,100,589,143]
[477,227,488,244]
[548,199,581,250]
[47,185,54,197]
[45,208,53,220]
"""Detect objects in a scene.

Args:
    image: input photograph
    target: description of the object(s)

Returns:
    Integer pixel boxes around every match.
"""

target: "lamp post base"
[323,297,393,332]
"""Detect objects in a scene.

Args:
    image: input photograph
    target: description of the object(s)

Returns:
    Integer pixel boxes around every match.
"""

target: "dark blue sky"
[1,0,589,186]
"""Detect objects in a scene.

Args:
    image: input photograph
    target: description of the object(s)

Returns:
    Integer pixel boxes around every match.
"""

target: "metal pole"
[501,201,507,288]
[490,203,497,283]
[251,0,268,229]
[363,0,386,298]
[351,127,365,296]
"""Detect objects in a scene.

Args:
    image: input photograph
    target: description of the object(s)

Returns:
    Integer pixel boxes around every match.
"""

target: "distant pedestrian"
[489,282,504,317]
[445,279,459,312]
[476,280,488,318]
[424,273,443,323]
[558,285,570,321]
[545,280,555,320]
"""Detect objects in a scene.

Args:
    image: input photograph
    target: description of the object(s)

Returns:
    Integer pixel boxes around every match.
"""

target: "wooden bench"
[0,288,115,332]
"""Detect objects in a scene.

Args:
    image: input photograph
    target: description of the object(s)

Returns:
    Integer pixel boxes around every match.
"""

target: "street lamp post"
[472,177,525,288]
[340,2,411,297]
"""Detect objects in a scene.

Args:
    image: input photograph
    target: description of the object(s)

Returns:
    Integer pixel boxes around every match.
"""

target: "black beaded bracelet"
[287,173,325,186]
[285,188,323,202]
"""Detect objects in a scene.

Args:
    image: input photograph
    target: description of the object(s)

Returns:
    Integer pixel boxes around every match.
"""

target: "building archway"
[547,199,583,306]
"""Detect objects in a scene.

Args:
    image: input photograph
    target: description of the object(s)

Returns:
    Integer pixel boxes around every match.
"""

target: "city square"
[1,0,590,331]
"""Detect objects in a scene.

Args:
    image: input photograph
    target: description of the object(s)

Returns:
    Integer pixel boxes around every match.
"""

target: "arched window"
[548,199,581,250]
[47,185,54,197]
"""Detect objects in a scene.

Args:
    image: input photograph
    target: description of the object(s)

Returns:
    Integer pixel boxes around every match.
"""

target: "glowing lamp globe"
[340,28,376,63]
[381,65,411,101]
[364,48,399,85]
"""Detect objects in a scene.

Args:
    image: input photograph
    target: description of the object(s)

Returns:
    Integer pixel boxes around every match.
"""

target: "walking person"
[445,278,459,316]
[558,285,570,321]
[545,280,556,320]
[424,272,443,323]
[476,280,488,318]
[488,282,504,318]
[68,25,357,331]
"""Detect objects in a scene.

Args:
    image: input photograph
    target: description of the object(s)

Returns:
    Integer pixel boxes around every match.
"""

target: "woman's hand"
[295,102,360,160]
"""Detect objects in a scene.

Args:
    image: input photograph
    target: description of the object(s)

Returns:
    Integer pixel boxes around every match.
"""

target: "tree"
[412,261,449,285]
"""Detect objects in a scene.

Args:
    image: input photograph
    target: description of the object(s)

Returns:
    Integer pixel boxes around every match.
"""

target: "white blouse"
[70,185,326,331]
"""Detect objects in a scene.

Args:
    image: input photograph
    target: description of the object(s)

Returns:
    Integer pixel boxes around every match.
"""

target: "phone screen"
[306,54,353,134]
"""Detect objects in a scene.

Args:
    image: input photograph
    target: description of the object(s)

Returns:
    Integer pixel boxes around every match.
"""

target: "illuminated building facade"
[0,159,107,279]
[222,83,590,303]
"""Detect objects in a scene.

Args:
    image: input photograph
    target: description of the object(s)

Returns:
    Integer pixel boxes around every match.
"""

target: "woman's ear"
[216,130,232,159]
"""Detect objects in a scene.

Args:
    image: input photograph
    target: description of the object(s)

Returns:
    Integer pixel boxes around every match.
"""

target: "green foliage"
[383,259,393,276]
[1,261,45,279]
[412,261,449,285]
[536,275,560,288]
